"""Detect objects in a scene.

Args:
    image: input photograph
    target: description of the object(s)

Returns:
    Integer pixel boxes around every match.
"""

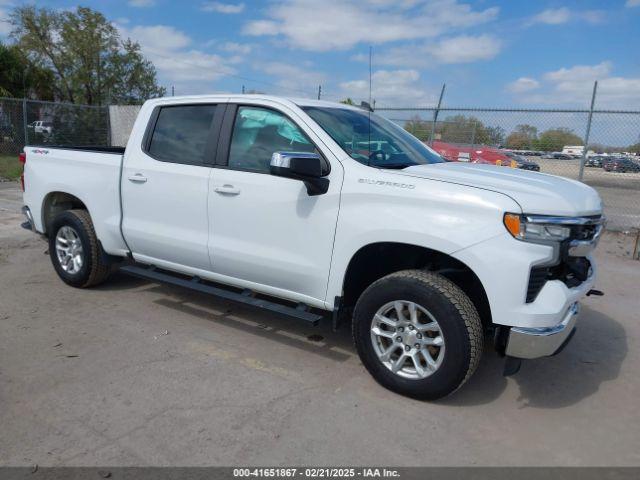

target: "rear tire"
[49,209,112,288]
[352,270,483,400]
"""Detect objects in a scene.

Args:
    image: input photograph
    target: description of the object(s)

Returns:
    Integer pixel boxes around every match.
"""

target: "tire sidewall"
[354,275,473,399]
[49,212,93,287]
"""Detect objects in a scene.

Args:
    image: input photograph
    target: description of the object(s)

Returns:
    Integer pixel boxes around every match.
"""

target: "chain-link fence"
[0,97,140,183]
[0,97,110,153]
[378,106,640,231]
[1,96,639,231]
[0,98,141,153]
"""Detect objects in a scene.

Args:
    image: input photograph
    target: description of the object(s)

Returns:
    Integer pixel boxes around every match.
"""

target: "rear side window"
[148,105,216,165]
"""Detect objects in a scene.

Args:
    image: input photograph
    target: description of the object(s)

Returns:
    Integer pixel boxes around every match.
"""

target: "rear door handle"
[128,174,147,183]
[214,184,240,195]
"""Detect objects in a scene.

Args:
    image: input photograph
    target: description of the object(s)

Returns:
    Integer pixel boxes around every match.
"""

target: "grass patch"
[0,154,22,180]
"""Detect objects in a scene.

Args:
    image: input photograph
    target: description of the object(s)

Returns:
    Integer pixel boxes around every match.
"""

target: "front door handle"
[214,184,240,195]
[128,174,147,183]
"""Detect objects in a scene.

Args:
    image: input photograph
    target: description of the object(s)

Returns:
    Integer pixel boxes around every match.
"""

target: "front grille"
[571,222,600,241]
[523,215,601,303]
[526,267,549,303]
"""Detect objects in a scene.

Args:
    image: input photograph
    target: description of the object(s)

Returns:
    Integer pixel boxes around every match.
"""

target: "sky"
[1,0,639,113]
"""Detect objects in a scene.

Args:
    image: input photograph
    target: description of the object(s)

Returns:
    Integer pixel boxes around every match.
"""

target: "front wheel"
[352,270,483,400]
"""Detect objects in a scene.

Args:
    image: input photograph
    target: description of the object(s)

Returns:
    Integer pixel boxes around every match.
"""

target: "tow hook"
[586,289,604,296]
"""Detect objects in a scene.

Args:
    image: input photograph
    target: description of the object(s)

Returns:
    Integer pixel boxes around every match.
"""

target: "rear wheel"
[353,270,483,400]
[49,209,112,288]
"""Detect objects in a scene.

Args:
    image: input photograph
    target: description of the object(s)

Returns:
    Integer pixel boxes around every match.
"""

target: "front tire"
[49,209,112,288]
[353,270,483,400]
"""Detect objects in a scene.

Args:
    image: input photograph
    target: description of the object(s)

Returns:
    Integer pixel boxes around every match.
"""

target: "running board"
[119,265,323,325]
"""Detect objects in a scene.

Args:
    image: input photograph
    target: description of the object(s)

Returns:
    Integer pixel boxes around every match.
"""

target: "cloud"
[352,34,501,67]
[339,69,436,106]
[508,62,640,108]
[128,0,156,7]
[426,34,501,64]
[219,42,252,54]
[258,61,326,96]
[626,0,640,7]
[243,0,499,51]
[529,7,605,26]
[544,62,611,82]
[530,7,571,25]
[201,2,245,14]
[507,77,540,93]
[126,25,191,51]
[118,23,237,86]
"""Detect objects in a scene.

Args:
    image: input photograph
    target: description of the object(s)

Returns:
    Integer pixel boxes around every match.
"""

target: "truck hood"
[397,162,603,216]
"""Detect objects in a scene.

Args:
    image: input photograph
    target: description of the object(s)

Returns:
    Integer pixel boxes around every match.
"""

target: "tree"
[340,98,356,105]
[485,125,506,146]
[404,115,430,141]
[9,5,165,104]
[434,115,502,146]
[0,42,54,99]
[628,143,640,154]
[535,128,583,152]
[505,124,538,150]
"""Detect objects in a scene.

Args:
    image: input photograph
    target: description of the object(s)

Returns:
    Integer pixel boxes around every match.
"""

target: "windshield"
[302,106,444,169]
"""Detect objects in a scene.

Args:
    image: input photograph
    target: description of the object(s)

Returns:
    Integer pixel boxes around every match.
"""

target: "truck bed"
[22,144,129,256]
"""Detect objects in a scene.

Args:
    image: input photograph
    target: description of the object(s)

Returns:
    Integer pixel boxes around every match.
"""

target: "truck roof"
[143,94,361,111]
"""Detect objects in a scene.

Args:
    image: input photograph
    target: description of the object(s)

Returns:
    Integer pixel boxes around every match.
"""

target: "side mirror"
[270,152,330,196]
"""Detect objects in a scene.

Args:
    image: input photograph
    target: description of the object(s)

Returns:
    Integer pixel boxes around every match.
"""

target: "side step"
[119,265,323,325]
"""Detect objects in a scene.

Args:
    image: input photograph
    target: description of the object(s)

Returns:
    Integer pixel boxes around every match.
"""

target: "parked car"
[28,120,53,135]
[19,95,605,400]
[431,140,515,167]
[503,151,540,171]
[542,152,573,160]
[603,157,640,173]
[585,155,606,168]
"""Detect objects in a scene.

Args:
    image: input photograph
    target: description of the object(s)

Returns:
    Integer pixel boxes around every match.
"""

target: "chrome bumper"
[505,302,579,359]
[21,206,36,233]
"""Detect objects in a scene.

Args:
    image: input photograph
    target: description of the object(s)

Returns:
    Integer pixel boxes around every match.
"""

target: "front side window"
[228,106,316,173]
[303,106,444,169]
[148,105,216,165]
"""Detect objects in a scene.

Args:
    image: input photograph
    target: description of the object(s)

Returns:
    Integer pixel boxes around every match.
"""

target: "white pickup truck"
[20,95,604,399]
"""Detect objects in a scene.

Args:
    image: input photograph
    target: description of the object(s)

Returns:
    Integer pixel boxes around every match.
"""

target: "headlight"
[503,213,571,242]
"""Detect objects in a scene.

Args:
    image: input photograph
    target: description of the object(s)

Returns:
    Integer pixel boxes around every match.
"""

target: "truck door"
[207,103,343,307]
[121,103,223,270]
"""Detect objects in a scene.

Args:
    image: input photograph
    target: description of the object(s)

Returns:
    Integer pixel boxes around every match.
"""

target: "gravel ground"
[0,182,639,467]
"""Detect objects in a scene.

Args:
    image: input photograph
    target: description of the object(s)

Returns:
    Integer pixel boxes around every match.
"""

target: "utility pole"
[171,86,175,97]
[317,85,322,100]
[579,81,598,181]
[242,85,245,94]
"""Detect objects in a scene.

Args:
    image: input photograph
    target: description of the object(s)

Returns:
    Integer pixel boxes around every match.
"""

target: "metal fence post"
[429,83,446,145]
[579,81,598,181]
[105,105,112,147]
[22,98,28,147]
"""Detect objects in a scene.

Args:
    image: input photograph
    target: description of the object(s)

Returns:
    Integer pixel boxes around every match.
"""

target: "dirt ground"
[0,182,639,467]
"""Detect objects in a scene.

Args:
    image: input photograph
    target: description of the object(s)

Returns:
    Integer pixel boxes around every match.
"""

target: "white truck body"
[20,95,605,397]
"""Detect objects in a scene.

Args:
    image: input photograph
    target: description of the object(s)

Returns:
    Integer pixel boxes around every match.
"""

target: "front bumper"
[505,302,579,359]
